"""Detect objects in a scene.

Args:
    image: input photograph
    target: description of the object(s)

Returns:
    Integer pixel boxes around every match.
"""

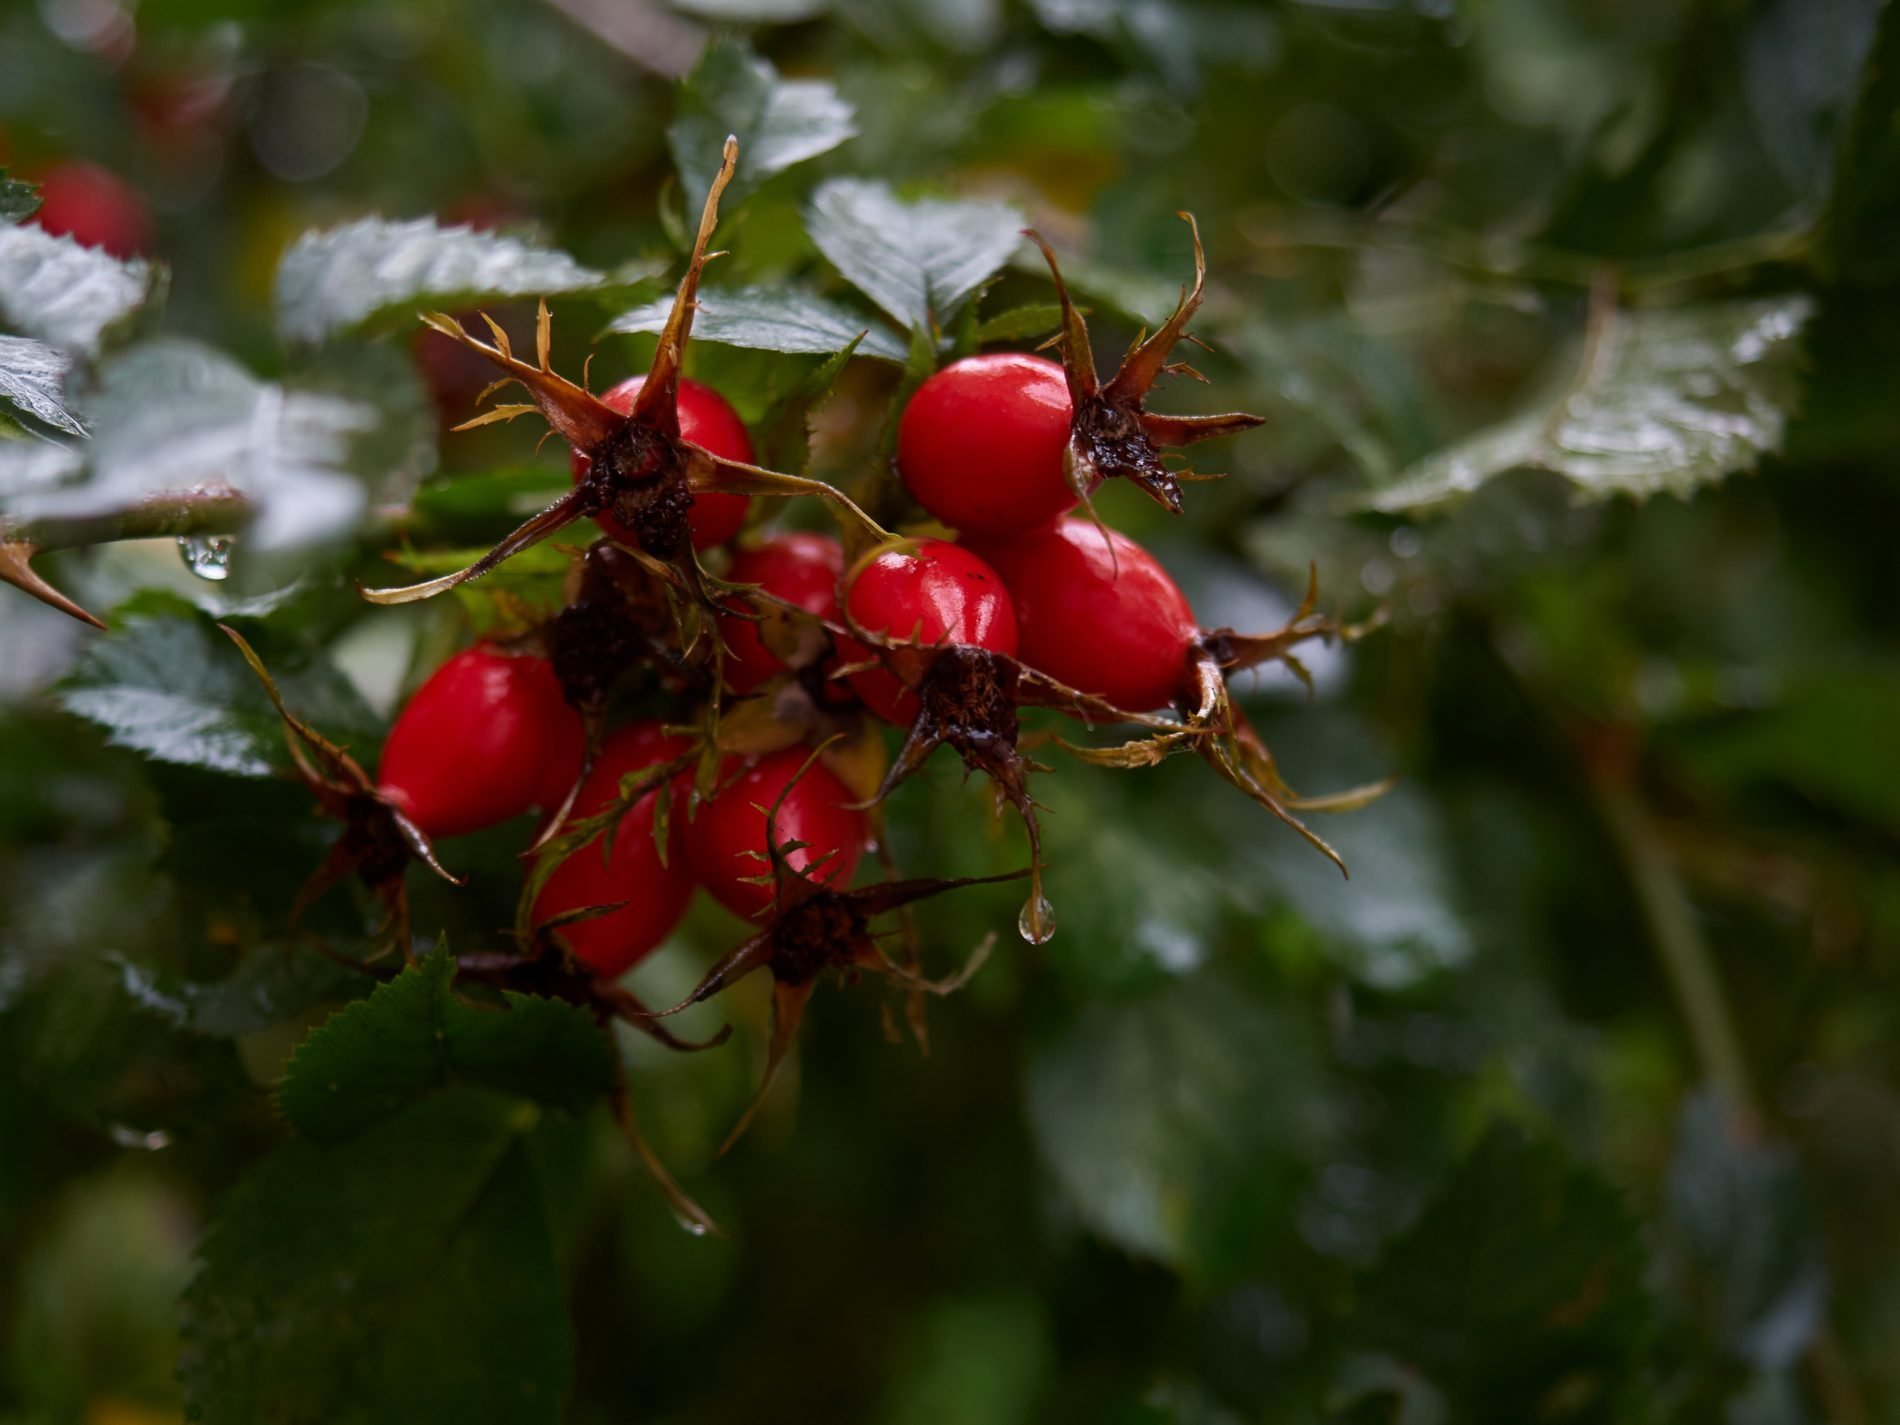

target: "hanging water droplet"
[1018,893,1056,945]
[673,1213,711,1238]
[176,533,236,581]
[107,1123,172,1151]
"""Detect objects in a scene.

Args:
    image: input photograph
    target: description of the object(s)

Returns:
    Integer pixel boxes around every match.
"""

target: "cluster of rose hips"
[232,140,1377,1160]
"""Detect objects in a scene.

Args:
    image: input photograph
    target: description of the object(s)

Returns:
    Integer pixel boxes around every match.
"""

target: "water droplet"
[107,1123,172,1151]
[674,1213,711,1238]
[1018,894,1056,945]
[177,534,236,581]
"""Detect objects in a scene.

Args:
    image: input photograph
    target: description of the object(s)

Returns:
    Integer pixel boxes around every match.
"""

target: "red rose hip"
[897,353,1080,537]
[531,721,695,977]
[970,518,1197,714]
[31,160,153,259]
[378,645,584,838]
[681,747,867,920]
[570,375,752,550]
[840,539,1018,725]
[718,532,845,695]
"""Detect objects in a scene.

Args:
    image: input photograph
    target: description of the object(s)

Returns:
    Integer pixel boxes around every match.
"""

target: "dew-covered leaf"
[605,281,905,360]
[55,595,378,778]
[1026,967,1328,1280]
[278,947,618,1141]
[0,222,161,354]
[669,38,856,203]
[1365,297,1815,513]
[179,1088,571,1425]
[0,335,83,436]
[274,217,663,345]
[9,338,431,552]
[1351,1125,1653,1421]
[806,178,1024,331]
[0,168,38,224]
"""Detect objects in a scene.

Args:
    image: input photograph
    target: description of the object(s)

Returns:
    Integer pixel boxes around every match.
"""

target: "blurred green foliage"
[4,0,1900,1422]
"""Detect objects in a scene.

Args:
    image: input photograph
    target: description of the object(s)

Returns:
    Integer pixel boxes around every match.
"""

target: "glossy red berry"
[570,376,752,550]
[681,747,867,920]
[718,532,845,695]
[31,161,153,259]
[378,646,584,838]
[897,353,1081,537]
[531,721,695,977]
[840,539,1018,725]
[970,518,1197,713]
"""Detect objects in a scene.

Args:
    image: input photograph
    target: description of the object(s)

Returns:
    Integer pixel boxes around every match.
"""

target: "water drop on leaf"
[177,534,236,582]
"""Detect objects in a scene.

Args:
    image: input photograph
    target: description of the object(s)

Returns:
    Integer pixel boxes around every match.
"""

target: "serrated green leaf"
[55,596,378,778]
[278,947,618,1141]
[605,281,905,360]
[0,168,40,224]
[8,339,430,552]
[0,335,83,436]
[806,178,1024,331]
[1366,297,1815,513]
[1026,967,1327,1280]
[669,38,856,203]
[1353,1125,1653,1422]
[973,302,1064,344]
[179,1088,570,1425]
[0,222,161,354]
[274,217,663,345]
[116,946,373,1039]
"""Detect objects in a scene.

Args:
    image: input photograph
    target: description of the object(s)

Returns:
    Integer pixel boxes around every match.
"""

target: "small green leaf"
[179,1088,571,1425]
[0,223,161,354]
[806,178,1025,332]
[973,302,1065,344]
[1352,1125,1653,1421]
[1026,967,1327,1280]
[1365,296,1815,513]
[0,335,84,436]
[56,596,378,778]
[606,281,904,361]
[116,945,373,1039]
[274,217,663,345]
[669,38,856,203]
[0,168,40,224]
[278,947,619,1141]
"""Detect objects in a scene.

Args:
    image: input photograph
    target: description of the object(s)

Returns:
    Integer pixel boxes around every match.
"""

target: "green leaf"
[274,217,663,345]
[0,335,84,436]
[973,302,1064,344]
[0,222,161,354]
[605,281,905,360]
[1352,1125,1653,1422]
[1026,967,1327,1280]
[9,339,431,552]
[1666,1093,1824,1370]
[0,168,39,224]
[1365,296,1815,514]
[669,38,856,203]
[806,178,1024,331]
[1824,0,1900,281]
[278,947,618,1141]
[55,596,378,778]
[116,946,373,1039]
[179,1088,571,1425]
[668,0,827,17]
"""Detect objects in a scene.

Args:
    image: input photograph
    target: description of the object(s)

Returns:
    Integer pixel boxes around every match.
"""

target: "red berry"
[718,532,845,695]
[839,539,1018,725]
[531,721,695,977]
[970,518,1197,713]
[570,376,752,550]
[681,747,867,920]
[31,161,153,259]
[897,353,1080,537]
[378,646,584,838]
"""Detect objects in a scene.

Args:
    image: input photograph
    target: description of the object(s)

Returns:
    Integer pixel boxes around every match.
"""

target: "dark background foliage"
[3,0,1898,1421]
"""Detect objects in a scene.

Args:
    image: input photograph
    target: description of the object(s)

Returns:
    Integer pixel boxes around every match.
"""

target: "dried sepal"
[1027,214,1265,515]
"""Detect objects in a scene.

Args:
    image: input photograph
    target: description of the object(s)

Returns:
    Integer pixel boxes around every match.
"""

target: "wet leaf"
[179,1088,571,1425]
[1365,297,1815,513]
[274,217,662,345]
[669,38,856,203]
[116,945,373,1039]
[606,281,905,360]
[0,168,38,224]
[0,222,161,354]
[0,336,84,436]
[806,178,1024,331]
[278,947,618,1140]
